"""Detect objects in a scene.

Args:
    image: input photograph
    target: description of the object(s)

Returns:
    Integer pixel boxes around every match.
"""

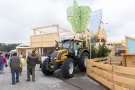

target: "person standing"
[7,52,10,59]
[10,53,13,57]
[26,50,38,82]
[5,52,8,59]
[8,52,22,84]
[0,54,3,74]
[19,55,24,76]
[1,53,7,73]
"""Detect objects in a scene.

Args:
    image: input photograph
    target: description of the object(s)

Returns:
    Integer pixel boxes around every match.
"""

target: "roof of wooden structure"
[31,24,78,39]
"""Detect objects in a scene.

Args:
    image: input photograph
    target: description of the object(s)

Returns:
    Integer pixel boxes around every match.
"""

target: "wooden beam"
[59,31,70,33]
[114,85,128,90]
[54,30,70,34]
[87,60,113,71]
[58,27,70,31]
[113,65,135,75]
[64,34,77,36]
[31,24,59,30]
[113,74,135,86]
[57,26,61,48]
[34,30,36,35]
[35,30,48,34]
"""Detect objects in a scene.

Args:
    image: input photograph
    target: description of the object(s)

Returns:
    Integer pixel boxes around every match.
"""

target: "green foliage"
[37,60,40,64]
[91,45,98,59]
[66,0,92,33]
[0,43,19,52]
[97,42,111,57]
[85,41,111,58]
[79,36,111,58]
[91,35,98,43]
[79,36,86,48]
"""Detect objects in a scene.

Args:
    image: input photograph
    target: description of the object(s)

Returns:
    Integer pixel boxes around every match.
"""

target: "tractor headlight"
[51,57,52,60]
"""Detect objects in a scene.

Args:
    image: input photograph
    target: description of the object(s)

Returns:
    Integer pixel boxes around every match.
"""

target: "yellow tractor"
[42,39,89,78]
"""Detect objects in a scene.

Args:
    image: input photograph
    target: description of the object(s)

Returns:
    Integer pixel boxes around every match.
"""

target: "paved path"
[0,61,108,90]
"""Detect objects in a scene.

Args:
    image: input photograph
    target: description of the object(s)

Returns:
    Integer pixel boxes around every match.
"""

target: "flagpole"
[89,29,91,59]
[89,13,91,59]
[79,7,80,36]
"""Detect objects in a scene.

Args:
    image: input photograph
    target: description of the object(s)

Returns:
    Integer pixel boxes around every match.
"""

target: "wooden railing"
[91,57,122,66]
[110,56,122,65]
[86,59,135,90]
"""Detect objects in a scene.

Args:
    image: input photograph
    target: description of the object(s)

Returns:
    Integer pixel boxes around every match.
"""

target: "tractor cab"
[61,39,83,59]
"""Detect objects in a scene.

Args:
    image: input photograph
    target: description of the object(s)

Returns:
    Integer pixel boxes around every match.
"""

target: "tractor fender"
[78,49,89,59]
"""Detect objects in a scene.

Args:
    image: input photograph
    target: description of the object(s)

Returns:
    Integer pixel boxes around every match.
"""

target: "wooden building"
[16,44,37,59]
[30,24,79,57]
[121,36,135,68]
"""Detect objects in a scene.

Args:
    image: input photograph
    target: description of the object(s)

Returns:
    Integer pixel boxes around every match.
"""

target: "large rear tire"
[61,58,75,78]
[78,52,89,71]
[42,58,54,75]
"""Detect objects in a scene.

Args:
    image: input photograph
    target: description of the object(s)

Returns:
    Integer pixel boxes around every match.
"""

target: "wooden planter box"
[86,58,135,90]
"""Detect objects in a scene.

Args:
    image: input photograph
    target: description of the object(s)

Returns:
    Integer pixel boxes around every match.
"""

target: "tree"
[0,43,19,52]
[97,42,111,57]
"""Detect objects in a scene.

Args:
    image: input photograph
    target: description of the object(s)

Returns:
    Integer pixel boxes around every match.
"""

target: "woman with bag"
[1,53,7,73]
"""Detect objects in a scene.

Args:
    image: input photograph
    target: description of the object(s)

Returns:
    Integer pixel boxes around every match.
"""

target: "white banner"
[90,9,102,33]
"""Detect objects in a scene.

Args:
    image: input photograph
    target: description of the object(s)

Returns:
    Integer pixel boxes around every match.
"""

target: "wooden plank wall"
[30,33,59,48]
[86,58,135,90]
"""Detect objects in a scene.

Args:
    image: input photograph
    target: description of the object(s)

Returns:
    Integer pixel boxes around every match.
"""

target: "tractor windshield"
[61,41,73,53]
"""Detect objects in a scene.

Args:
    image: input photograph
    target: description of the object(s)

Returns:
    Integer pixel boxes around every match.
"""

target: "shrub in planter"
[97,42,111,57]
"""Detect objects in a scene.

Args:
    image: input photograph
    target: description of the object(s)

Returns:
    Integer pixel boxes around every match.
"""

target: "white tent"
[10,49,16,53]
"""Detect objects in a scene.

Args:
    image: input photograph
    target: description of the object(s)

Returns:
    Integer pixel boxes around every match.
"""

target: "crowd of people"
[0,50,38,85]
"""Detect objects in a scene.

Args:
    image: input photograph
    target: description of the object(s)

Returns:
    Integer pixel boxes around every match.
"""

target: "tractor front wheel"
[61,58,75,78]
[42,58,54,75]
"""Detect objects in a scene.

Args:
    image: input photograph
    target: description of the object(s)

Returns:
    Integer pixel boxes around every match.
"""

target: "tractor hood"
[51,49,68,61]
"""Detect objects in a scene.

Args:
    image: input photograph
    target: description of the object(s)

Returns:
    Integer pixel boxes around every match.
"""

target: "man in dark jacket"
[8,52,22,84]
[26,50,38,82]
[5,52,8,59]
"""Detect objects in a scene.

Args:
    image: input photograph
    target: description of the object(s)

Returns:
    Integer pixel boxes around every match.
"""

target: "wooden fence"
[91,57,122,66]
[86,59,135,90]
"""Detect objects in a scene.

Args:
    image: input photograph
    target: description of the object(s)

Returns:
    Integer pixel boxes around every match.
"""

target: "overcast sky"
[0,0,135,44]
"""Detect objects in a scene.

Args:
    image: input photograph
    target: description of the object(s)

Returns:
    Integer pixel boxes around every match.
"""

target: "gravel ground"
[0,60,108,90]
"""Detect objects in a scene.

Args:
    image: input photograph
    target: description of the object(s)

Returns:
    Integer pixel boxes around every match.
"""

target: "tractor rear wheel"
[78,52,89,71]
[61,58,75,78]
[42,58,54,75]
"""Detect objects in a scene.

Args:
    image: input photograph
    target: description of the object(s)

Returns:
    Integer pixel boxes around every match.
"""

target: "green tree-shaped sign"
[66,0,92,33]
